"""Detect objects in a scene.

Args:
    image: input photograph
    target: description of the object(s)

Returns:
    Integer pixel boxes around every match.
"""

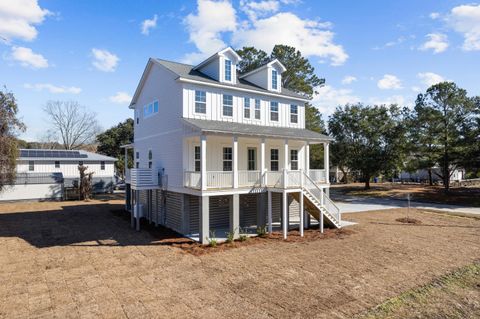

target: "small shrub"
[207,230,217,247]
[238,227,248,242]
[226,227,237,243]
[256,226,267,237]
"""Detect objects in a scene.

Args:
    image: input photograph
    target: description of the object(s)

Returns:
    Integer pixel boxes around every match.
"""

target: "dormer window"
[224,59,232,82]
[272,69,278,90]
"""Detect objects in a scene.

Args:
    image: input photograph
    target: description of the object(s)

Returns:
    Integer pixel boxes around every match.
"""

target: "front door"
[247,148,257,171]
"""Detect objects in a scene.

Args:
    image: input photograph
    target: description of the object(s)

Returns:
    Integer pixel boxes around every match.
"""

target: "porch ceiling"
[182,118,333,143]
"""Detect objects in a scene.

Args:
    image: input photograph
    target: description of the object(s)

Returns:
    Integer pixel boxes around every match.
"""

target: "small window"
[290,104,298,123]
[194,146,201,172]
[248,148,256,171]
[148,150,152,160]
[55,161,60,168]
[223,147,232,171]
[79,161,83,166]
[136,152,139,159]
[270,149,279,171]
[290,150,298,170]
[29,161,34,171]
[254,99,261,120]
[244,97,250,119]
[148,162,152,169]
[136,162,139,168]
[143,101,158,118]
[153,101,158,113]
[224,59,232,81]
[272,69,278,90]
[101,161,105,170]
[223,94,233,117]
[270,101,278,121]
[135,110,139,124]
[195,90,206,114]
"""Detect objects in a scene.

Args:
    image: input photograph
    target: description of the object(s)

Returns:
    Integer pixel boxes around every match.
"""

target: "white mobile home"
[0,149,116,201]
[124,48,341,244]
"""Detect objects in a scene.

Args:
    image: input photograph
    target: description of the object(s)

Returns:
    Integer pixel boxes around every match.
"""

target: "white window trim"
[223,58,233,83]
[143,100,159,119]
[194,90,207,115]
[290,104,298,124]
[221,94,234,118]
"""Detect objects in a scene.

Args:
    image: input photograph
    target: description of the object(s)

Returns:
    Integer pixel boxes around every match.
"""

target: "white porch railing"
[238,170,261,187]
[265,171,283,188]
[130,168,158,188]
[207,171,233,188]
[286,170,301,188]
[184,171,201,189]
[309,169,327,183]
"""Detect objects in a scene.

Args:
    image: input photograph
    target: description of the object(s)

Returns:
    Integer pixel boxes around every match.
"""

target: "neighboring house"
[400,167,465,183]
[0,149,116,201]
[123,47,340,244]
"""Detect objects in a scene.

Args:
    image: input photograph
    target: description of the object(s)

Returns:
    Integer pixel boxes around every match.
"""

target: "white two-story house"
[123,47,341,244]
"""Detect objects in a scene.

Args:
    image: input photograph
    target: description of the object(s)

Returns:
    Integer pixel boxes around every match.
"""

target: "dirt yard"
[0,198,479,318]
[332,182,480,207]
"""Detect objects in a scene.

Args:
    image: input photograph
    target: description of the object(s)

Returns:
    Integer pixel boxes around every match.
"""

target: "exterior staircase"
[291,172,342,228]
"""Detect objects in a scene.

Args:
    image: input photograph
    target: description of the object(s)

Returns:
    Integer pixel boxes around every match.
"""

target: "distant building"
[400,167,465,183]
[0,149,116,201]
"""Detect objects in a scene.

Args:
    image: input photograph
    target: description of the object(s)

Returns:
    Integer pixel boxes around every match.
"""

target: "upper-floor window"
[254,99,261,120]
[290,150,298,170]
[223,147,232,171]
[135,110,139,124]
[55,161,60,168]
[223,94,233,117]
[224,59,232,81]
[195,90,206,114]
[270,101,279,122]
[29,161,34,171]
[272,69,278,90]
[136,152,139,159]
[101,161,105,170]
[244,97,250,119]
[290,104,298,123]
[194,146,201,172]
[143,101,158,118]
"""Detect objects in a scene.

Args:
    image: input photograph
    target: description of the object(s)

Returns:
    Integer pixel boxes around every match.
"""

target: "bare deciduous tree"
[43,100,101,150]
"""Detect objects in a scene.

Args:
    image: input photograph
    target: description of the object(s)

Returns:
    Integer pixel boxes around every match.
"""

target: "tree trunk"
[428,168,433,186]
[365,176,370,189]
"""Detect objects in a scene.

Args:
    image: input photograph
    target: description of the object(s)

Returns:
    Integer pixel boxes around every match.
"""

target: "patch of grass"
[358,261,480,319]
[207,230,217,247]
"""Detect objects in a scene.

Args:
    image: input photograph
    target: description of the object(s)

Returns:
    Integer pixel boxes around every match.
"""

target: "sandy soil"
[0,199,479,318]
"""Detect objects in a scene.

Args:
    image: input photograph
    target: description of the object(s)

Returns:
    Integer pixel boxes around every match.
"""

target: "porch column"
[282,191,288,239]
[305,142,310,175]
[201,135,207,191]
[320,207,324,234]
[299,190,304,237]
[233,136,238,188]
[124,147,128,178]
[230,194,240,238]
[267,191,272,233]
[324,142,329,184]
[260,138,266,186]
[284,139,289,171]
[200,195,209,244]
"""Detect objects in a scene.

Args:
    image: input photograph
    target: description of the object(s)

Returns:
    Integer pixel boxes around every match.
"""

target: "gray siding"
[188,195,200,234]
[165,192,183,232]
[209,196,230,230]
[271,192,282,223]
[240,194,257,227]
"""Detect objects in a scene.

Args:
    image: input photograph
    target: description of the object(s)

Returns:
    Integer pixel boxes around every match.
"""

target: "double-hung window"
[254,99,261,120]
[270,149,279,171]
[55,161,60,168]
[223,147,232,171]
[101,161,105,170]
[290,104,298,123]
[247,148,256,171]
[244,97,250,118]
[194,146,201,172]
[29,161,34,171]
[272,69,278,90]
[224,59,232,81]
[195,90,206,114]
[270,101,279,121]
[223,94,233,117]
[290,150,298,170]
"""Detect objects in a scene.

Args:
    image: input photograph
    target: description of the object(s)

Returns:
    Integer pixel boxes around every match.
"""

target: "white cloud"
[419,33,449,53]
[91,48,119,72]
[183,0,237,63]
[141,14,158,35]
[109,91,132,104]
[341,75,357,85]
[377,74,402,90]
[368,95,406,106]
[232,12,348,66]
[311,85,360,115]
[24,83,81,94]
[10,46,48,68]
[448,4,480,51]
[183,0,348,66]
[411,86,421,93]
[240,0,280,20]
[417,72,445,87]
[0,0,51,41]
[429,12,440,20]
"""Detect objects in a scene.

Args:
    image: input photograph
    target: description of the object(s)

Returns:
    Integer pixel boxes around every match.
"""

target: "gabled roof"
[239,59,287,79]
[182,118,333,143]
[18,149,117,162]
[193,47,241,70]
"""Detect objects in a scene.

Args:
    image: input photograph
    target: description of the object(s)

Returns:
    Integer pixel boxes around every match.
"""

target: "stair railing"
[302,171,341,225]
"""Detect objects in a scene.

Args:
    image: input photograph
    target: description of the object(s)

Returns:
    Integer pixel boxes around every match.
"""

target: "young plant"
[238,227,248,242]
[256,226,267,237]
[226,227,237,243]
[207,230,217,247]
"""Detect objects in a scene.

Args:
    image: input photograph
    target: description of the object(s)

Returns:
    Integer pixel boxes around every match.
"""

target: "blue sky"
[1,0,479,141]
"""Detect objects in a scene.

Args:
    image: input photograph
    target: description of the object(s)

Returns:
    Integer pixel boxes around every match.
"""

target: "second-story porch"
[182,118,332,191]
